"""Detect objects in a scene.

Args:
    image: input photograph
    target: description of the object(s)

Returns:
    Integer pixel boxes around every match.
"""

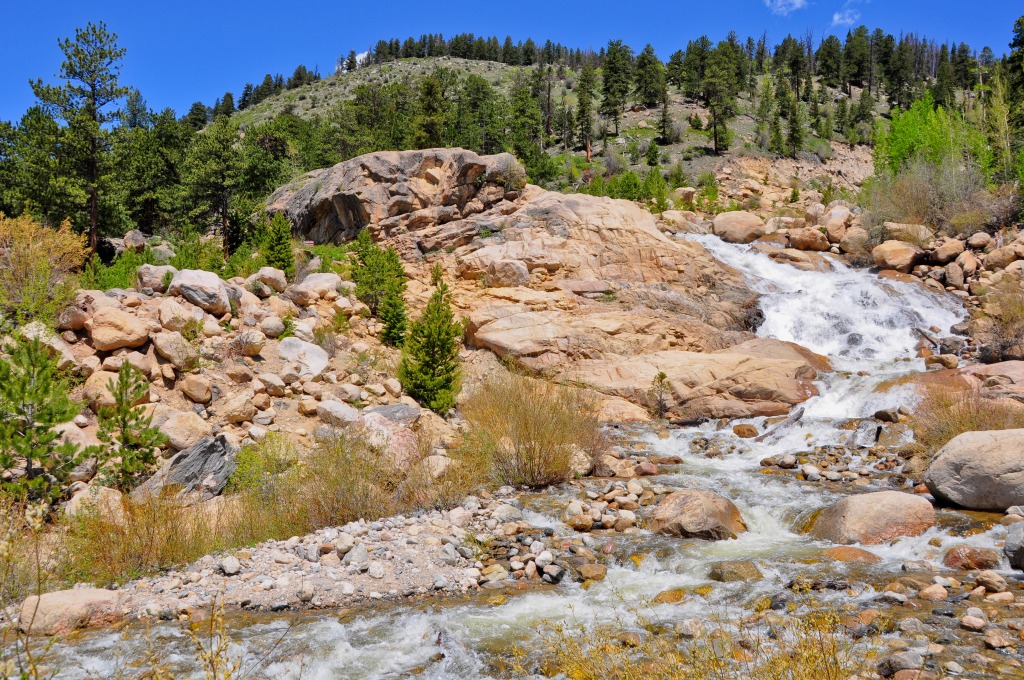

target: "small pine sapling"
[97,362,167,491]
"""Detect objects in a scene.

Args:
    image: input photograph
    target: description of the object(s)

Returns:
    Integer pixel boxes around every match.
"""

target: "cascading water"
[44,237,1002,680]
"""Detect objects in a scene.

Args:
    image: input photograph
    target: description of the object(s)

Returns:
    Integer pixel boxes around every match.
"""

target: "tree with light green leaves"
[30,21,130,251]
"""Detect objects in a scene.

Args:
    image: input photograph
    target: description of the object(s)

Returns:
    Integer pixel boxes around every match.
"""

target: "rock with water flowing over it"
[648,489,747,540]
[924,429,1024,511]
[19,588,122,636]
[807,490,936,545]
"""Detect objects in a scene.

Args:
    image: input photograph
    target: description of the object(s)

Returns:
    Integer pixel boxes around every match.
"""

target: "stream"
[45,236,1005,679]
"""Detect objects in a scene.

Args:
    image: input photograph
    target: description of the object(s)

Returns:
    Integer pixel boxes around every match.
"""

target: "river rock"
[925,429,1024,511]
[824,546,881,564]
[167,270,231,315]
[1004,523,1024,570]
[85,307,150,351]
[808,491,936,545]
[19,588,122,636]
[872,241,923,273]
[943,545,1002,570]
[787,226,830,252]
[712,211,766,244]
[708,560,763,582]
[648,489,747,540]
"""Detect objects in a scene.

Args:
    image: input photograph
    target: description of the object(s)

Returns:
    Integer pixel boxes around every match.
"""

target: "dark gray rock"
[133,435,238,501]
[1005,522,1024,571]
[364,404,421,426]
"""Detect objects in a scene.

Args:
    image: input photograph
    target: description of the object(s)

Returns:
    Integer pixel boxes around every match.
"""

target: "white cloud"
[764,0,808,15]
[832,7,860,26]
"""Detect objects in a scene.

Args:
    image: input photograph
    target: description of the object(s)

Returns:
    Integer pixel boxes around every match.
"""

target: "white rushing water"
[46,237,994,679]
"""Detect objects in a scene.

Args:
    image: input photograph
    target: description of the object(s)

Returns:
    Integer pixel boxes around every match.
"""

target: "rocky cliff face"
[268,148,828,419]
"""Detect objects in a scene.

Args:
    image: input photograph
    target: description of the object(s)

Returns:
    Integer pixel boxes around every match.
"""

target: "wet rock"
[648,489,747,540]
[577,564,607,581]
[708,560,763,582]
[877,650,923,677]
[732,424,758,438]
[807,491,936,545]
[925,429,1024,511]
[712,211,765,244]
[976,570,1009,593]
[1004,522,1024,570]
[824,546,882,564]
[943,545,1001,570]
[19,588,122,636]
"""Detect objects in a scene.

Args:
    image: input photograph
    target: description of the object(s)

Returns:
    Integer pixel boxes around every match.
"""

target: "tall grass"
[458,372,606,487]
[911,387,1024,456]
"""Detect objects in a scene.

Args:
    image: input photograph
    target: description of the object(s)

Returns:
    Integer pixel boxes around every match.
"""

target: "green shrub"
[170,224,227,274]
[81,248,156,291]
[351,230,406,316]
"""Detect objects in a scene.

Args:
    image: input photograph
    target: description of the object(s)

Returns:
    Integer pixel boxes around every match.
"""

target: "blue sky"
[1,0,1019,122]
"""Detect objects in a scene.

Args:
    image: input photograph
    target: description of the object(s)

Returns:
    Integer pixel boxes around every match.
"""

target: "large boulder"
[317,400,360,426]
[648,489,747,540]
[246,266,288,293]
[277,337,329,378]
[136,264,178,293]
[85,307,149,352]
[159,410,213,451]
[924,429,1024,511]
[151,331,198,371]
[133,434,238,501]
[807,491,936,545]
[84,370,149,411]
[1004,522,1024,571]
[283,272,343,306]
[57,290,122,332]
[18,321,78,371]
[157,297,205,333]
[839,226,870,254]
[712,211,766,244]
[19,588,122,636]
[882,222,933,244]
[266,148,523,243]
[872,240,923,273]
[167,270,231,316]
[787,227,830,252]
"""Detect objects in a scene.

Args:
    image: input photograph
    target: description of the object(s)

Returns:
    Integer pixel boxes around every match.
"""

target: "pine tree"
[398,277,462,414]
[601,40,634,134]
[576,64,597,159]
[769,105,785,154]
[352,231,406,316]
[379,284,407,347]
[263,212,295,279]
[0,336,83,503]
[703,47,737,153]
[30,22,130,252]
[753,78,774,148]
[97,362,166,491]
[645,140,660,166]
[787,98,804,157]
[633,44,665,107]
[658,78,672,142]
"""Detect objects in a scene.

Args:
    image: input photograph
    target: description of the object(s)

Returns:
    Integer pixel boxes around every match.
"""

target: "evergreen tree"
[601,40,634,134]
[97,362,166,491]
[854,86,875,124]
[352,231,406,316]
[398,277,462,414]
[835,97,850,136]
[816,35,844,88]
[181,116,240,244]
[645,139,660,166]
[576,64,597,159]
[787,98,804,157]
[379,285,407,347]
[769,104,785,154]
[754,78,774,149]
[932,45,956,109]
[0,336,82,503]
[346,50,359,72]
[633,44,664,107]
[183,101,209,130]
[263,212,295,279]
[703,47,738,153]
[658,79,672,142]
[30,22,130,251]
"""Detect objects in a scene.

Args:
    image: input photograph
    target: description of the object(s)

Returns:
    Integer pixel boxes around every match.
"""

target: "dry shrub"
[986,277,1024,357]
[911,386,1024,456]
[0,499,61,607]
[59,492,226,585]
[0,215,87,326]
[459,372,606,487]
[514,610,864,680]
